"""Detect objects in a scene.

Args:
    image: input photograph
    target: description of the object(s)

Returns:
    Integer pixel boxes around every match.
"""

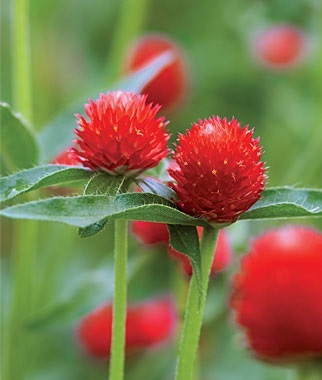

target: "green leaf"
[168,224,202,297]
[137,176,177,201]
[0,165,93,202]
[240,187,322,220]
[0,193,208,229]
[38,52,175,162]
[79,173,134,237]
[0,102,39,171]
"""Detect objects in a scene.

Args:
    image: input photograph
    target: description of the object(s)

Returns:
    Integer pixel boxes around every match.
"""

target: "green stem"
[6,1,37,378]
[106,0,150,82]
[109,219,128,380]
[293,363,322,380]
[8,220,38,379]
[12,0,33,122]
[175,227,219,380]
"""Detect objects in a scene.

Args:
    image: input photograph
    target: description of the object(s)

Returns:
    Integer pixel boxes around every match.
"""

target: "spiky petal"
[72,91,170,176]
[169,116,266,223]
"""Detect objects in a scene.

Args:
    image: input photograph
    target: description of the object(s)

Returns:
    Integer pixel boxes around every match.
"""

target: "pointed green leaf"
[168,224,202,297]
[0,102,39,171]
[240,187,322,220]
[0,165,93,202]
[38,52,175,162]
[0,193,208,229]
[137,177,177,201]
[79,173,133,237]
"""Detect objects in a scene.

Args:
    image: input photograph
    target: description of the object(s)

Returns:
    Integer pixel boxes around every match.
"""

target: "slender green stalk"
[5,1,37,379]
[12,0,33,122]
[109,219,128,380]
[175,227,219,380]
[106,0,150,82]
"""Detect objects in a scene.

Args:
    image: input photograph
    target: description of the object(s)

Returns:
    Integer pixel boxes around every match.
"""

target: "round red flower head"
[76,296,178,358]
[169,116,266,224]
[252,25,308,70]
[230,226,322,362]
[131,220,170,245]
[73,91,170,176]
[124,34,188,110]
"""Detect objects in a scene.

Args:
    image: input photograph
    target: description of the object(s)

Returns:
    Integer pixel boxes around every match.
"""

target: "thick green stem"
[12,0,33,122]
[109,219,128,380]
[107,0,150,82]
[175,227,219,380]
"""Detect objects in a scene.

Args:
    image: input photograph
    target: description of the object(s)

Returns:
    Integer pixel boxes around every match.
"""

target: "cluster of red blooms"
[77,297,177,358]
[231,226,322,362]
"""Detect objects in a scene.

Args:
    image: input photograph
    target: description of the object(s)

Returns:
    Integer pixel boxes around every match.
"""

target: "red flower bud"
[230,226,322,362]
[77,297,177,358]
[124,34,189,110]
[252,25,308,69]
[73,91,170,176]
[169,116,266,223]
[169,228,232,276]
[131,221,169,245]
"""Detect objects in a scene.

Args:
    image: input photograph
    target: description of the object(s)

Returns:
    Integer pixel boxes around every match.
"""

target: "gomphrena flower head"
[252,24,308,70]
[169,116,266,223]
[230,226,322,362]
[76,296,177,358]
[73,90,170,176]
[131,220,170,245]
[124,34,189,111]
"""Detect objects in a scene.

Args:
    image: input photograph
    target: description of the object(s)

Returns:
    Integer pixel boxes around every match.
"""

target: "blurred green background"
[1,0,322,379]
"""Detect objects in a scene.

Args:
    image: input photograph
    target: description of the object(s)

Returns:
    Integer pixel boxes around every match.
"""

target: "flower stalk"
[109,219,128,380]
[175,226,219,380]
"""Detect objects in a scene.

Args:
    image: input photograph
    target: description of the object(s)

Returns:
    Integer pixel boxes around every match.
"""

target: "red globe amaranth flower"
[124,34,188,110]
[230,226,322,362]
[169,228,232,276]
[77,297,177,358]
[169,116,266,223]
[131,221,169,245]
[252,25,308,69]
[73,91,170,176]
[51,148,80,166]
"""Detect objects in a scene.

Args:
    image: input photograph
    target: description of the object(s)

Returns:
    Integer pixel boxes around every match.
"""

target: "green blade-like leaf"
[137,177,177,201]
[0,165,93,202]
[0,102,39,171]
[0,193,208,228]
[240,187,322,220]
[168,224,202,297]
[38,52,174,162]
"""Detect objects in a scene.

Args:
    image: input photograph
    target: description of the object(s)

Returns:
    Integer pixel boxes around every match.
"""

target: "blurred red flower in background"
[169,228,232,276]
[230,226,322,362]
[73,91,170,176]
[169,116,266,223]
[77,297,178,358]
[252,25,308,69]
[124,34,189,110]
[131,220,170,245]
[51,148,80,166]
